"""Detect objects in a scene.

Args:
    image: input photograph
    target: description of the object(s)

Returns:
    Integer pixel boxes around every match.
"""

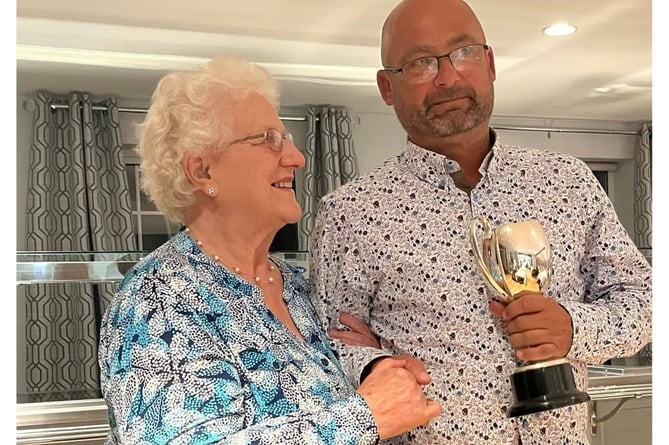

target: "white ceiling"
[16,0,652,123]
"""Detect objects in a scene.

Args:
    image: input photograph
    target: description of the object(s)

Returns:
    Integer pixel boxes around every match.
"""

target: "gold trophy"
[469,216,590,417]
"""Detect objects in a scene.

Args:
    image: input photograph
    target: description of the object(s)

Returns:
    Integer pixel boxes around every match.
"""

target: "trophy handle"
[469,216,510,298]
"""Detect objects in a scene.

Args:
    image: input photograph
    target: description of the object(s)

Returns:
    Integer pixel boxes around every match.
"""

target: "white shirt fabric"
[309,131,652,445]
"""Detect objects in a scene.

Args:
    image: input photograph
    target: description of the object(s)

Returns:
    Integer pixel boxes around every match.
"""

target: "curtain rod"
[47,103,308,121]
[493,125,641,136]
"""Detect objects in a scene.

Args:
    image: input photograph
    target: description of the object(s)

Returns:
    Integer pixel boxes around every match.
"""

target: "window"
[592,170,608,194]
[586,162,617,200]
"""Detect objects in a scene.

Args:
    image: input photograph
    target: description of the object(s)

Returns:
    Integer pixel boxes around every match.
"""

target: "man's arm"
[490,164,651,365]
[550,164,651,364]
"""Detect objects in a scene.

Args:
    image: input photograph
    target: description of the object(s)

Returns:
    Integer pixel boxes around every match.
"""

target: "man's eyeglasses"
[228,128,294,153]
[383,43,491,84]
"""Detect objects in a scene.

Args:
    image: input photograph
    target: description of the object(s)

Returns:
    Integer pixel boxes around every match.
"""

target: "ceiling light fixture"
[542,23,577,36]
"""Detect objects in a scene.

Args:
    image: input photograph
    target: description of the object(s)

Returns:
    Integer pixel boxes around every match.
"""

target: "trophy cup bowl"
[469,216,590,417]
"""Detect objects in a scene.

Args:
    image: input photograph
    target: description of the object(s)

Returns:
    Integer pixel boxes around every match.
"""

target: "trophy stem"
[508,358,590,417]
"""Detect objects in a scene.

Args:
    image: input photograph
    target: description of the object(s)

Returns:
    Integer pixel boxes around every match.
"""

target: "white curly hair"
[136,55,279,223]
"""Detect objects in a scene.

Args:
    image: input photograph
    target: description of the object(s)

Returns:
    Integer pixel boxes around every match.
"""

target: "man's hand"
[357,357,441,439]
[329,312,381,348]
[490,292,573,362]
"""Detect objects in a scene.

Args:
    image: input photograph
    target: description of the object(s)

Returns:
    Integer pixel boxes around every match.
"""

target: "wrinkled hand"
[329,312,381,349]
[490,292,573,362]
[357,357,441,440]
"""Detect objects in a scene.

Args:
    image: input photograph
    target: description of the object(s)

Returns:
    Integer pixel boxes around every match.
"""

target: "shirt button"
[321,358,329,366]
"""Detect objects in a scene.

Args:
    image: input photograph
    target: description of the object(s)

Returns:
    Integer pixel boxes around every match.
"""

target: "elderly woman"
[98,55,440,445]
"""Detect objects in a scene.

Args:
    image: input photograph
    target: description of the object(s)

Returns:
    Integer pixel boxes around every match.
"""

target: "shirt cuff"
[359,356,391,383]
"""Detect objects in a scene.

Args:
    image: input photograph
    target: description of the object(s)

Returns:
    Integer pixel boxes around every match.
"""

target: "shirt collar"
[399,128,503,189]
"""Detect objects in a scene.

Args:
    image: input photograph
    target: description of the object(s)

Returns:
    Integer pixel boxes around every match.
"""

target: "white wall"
[352,111,408,175]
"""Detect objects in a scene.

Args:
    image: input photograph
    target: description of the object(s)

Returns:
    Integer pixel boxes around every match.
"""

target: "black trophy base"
[508,358,590,418]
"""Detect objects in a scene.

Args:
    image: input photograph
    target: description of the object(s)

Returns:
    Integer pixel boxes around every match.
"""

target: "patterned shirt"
[310,131,652,445]
[99,230,379,445]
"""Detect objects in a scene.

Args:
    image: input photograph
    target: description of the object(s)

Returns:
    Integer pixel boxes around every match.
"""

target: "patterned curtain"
[22,91,136,401]
[298,106,360,250]
[634,122,652,365]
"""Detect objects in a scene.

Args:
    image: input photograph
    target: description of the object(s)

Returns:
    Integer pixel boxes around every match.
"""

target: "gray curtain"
[298,106,360,250]
[634,122,652,366]
[23,91,136,401]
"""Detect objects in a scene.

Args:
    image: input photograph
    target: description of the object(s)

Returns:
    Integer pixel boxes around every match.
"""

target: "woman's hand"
[357,357,441,439]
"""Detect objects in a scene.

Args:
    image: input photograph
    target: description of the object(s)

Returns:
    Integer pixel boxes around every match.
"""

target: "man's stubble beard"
[394,86,494,140]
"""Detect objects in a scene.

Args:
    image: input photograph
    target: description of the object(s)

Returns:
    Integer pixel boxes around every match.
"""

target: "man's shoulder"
[322,157,401,199]
[498,143,590,170]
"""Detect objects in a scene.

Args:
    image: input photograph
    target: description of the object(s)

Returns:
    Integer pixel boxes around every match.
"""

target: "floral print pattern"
[99,230,379,445]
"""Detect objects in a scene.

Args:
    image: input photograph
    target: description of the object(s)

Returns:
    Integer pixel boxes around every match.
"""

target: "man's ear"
[486,46,497,81]
[377,70,395,106]
[182,152,211,192]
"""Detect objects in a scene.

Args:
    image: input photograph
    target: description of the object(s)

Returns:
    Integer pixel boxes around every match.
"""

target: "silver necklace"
[185,227,276,283]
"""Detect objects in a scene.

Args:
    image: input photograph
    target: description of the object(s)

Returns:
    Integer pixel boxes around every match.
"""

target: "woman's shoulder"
[120,237,190,288]
[112,234,214,313]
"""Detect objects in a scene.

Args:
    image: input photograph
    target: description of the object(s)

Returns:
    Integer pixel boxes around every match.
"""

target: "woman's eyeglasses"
[228,128,294,152]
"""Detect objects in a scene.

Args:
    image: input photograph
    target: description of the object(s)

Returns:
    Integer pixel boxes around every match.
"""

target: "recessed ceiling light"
[543,23,577,36]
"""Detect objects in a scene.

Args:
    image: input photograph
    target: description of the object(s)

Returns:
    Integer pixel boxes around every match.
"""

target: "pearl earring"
[207,186,216,196]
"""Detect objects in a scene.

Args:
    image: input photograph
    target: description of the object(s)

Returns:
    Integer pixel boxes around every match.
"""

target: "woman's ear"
[182,152,212,193]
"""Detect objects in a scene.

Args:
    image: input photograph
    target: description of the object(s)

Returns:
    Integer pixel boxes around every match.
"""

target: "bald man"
[310,0,652,444]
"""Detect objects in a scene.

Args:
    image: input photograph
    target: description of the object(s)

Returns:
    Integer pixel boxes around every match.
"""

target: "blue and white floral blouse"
[99,230,379,445]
